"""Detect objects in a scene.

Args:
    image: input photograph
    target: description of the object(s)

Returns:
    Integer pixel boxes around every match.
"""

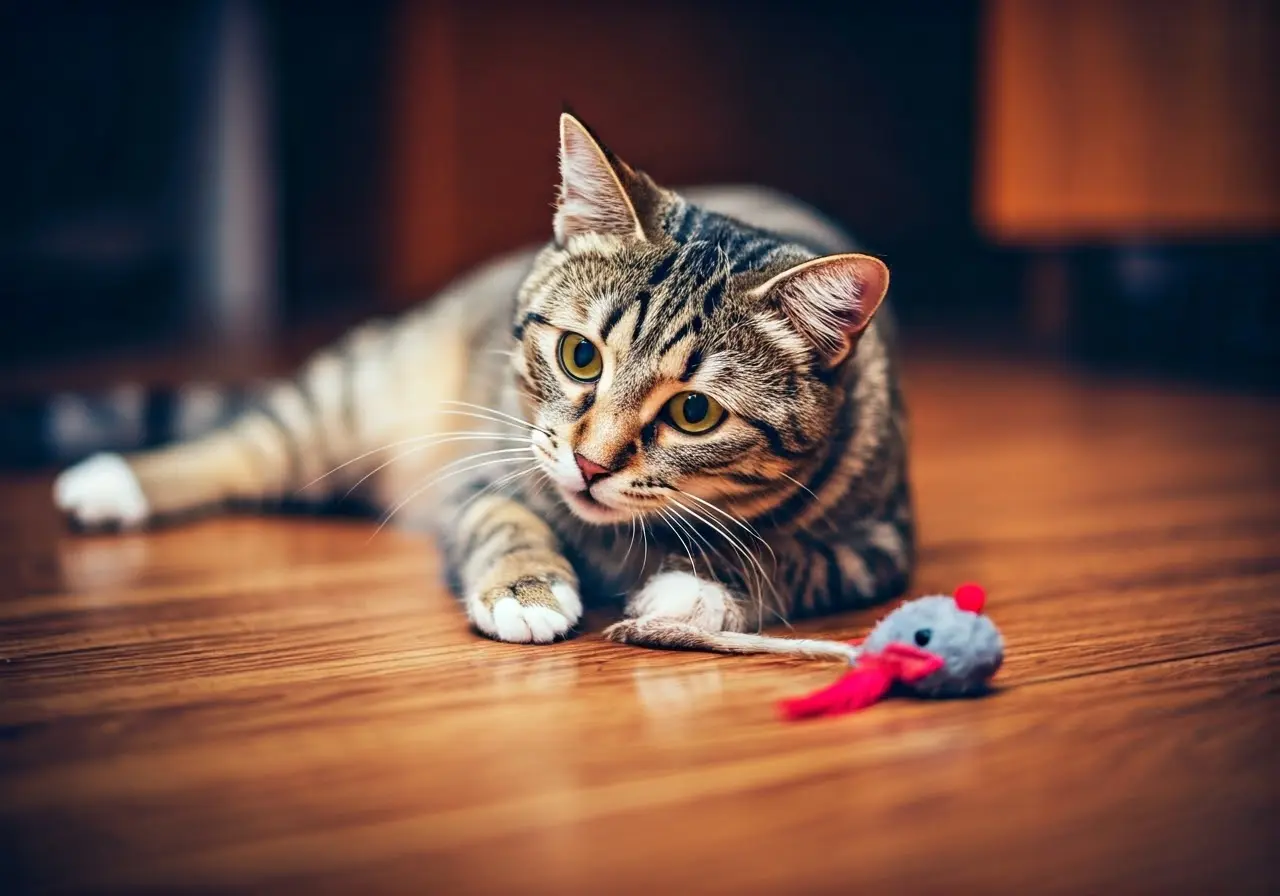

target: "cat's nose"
[574,453,612,485]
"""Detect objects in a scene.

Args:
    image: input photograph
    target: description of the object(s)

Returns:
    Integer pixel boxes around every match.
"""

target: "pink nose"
[574,453,611,485]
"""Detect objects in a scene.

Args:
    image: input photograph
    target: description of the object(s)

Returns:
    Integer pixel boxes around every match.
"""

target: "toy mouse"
[778,583,1004,720]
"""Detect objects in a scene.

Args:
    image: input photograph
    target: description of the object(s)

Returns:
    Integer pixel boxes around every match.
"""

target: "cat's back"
[678,185,858,257]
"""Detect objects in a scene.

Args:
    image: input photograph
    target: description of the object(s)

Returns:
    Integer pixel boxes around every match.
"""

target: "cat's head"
[519,114,890,525]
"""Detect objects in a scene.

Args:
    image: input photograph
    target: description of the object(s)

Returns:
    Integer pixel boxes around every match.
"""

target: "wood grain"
[2,351,1278,894]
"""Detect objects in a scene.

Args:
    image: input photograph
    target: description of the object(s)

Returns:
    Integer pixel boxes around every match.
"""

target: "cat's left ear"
[751,253,890,366]
[555,113,654,245]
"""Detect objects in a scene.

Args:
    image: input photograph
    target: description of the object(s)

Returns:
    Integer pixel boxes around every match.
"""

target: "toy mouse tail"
[701,631,859,662]
[777,665,895,721]
[605,621,857,662]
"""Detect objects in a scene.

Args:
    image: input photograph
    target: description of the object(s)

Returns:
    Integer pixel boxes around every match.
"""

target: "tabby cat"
[54,114,913,658]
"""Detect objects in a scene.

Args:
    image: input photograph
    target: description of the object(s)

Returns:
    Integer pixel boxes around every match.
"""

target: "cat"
[53,113,914,659]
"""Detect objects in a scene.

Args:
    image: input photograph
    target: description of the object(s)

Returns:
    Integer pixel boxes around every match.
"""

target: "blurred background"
[1,0,1276,407]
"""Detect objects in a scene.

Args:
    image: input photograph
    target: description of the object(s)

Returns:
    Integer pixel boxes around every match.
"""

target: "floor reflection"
[631,664,726,715]
[57,534,151,593]
[487,653,581,696]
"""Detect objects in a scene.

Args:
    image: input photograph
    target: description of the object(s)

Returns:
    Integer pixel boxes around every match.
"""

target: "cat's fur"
[54,114,913,658]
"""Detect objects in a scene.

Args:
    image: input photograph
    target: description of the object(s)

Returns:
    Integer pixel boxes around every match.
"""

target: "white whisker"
[621,515,638,567]
[668,495,769,586]
[439,400,549,435]
[675,488,777,565]
[369,453,532,541]
[430,408,538,434]
[780,471,820,503]
[638,516,651,581]
[342,433,532,499]
[665,505,721,587]
[668,494,791,633]
[779,471,839,532]
[453,462,544,518]
[668,500,759,607]
[297,430,528,494]
[657,508,698,578]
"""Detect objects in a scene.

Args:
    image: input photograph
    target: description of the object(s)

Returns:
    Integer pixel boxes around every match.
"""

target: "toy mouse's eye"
[913,628,932,647]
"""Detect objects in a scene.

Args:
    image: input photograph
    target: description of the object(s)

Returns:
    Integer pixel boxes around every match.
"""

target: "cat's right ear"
[555,113,649,246]
[751,253,890,367]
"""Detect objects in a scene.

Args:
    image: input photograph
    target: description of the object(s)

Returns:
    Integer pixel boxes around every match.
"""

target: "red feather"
[777,663,895,720]
[777,648,946,721]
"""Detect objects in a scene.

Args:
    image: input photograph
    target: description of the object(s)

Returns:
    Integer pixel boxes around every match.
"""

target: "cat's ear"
[751,253,890,366]
[554,113,649,245]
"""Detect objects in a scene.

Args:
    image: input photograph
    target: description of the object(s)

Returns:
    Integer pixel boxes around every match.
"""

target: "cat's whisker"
[438,400,550,435]
[779,471,820,503]
[778,471,838,530]
[679,517,718,586]
[342,433,532,499]
[665,505,725,589]
[668,512,707,581]
[453,462,544,518]
[656,508,698,579]
[428,446,535,480]
[621,514,638,567]
[297,431,528,495]
[667,495,771,589]
[638,516,651,579]
[430,408,539,435]
[674,488,777,566]
[667,495,788,633]
[369,453,533,541]
[667,506,792,633]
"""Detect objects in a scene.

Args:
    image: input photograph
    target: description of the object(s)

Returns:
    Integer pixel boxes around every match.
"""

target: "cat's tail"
[0,382,259,469]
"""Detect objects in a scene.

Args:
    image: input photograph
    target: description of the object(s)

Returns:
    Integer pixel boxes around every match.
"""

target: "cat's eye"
[665,391,726,435]
[558,332,603,382]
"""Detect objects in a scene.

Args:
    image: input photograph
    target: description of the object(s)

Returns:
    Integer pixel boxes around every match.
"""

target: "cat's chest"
[556,516,660,603]
[546,502,793,604]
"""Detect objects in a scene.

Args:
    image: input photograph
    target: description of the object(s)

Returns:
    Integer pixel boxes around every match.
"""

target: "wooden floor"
[2,351,1278,894]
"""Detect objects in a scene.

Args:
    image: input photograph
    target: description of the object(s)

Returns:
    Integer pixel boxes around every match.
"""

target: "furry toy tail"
[777,661,896,720]
[696,631,859,662]
[777,644,947,720]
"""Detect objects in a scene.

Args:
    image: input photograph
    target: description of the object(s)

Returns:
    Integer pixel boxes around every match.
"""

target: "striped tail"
[0,382,259,469]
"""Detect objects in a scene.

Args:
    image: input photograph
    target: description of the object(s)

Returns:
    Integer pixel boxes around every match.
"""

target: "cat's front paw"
[468,575,582,644]
[53,453,150,530]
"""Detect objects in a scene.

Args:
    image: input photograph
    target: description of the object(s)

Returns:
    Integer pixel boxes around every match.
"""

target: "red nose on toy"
[953,582,986,614]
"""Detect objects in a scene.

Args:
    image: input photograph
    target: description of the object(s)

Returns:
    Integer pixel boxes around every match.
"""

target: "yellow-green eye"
[558,332,602,382]
[666,391,726,434]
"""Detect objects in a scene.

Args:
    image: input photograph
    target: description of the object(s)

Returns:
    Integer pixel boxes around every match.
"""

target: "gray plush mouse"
[779,583,1004,720]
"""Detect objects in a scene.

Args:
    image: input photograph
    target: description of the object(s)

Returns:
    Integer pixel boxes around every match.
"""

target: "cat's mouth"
[559,485,631,524]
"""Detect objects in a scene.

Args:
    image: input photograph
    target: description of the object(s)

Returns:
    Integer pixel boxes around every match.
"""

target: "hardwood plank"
[2,353,1278,893]
[4,647,1275,893]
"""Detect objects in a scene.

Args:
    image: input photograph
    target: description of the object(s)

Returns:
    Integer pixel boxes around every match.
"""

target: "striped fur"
[51,114,914,655]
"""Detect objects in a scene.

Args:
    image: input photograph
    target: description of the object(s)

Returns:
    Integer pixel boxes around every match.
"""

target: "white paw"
[53,453,150,529]
[630,570,732,630]
[469,578,581,644]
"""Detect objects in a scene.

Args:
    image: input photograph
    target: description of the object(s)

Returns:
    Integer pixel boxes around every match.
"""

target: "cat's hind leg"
[54,324,387,529]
